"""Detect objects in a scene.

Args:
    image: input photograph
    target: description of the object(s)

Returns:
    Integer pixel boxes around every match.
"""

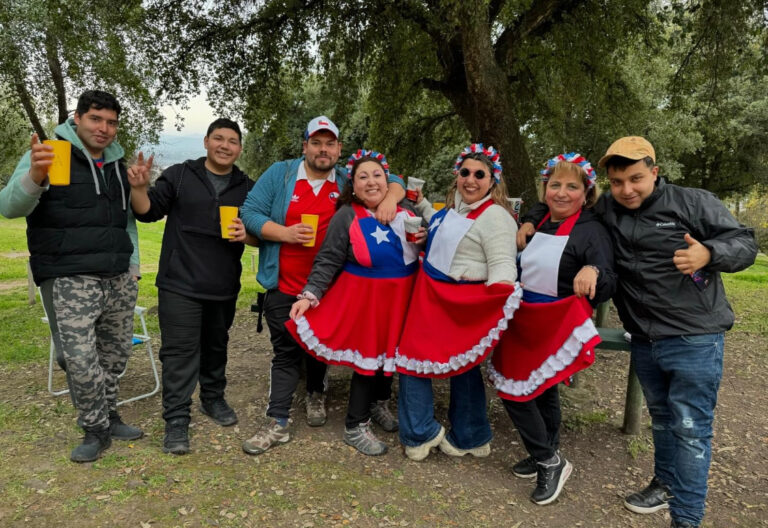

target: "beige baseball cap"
[597,136,656,168]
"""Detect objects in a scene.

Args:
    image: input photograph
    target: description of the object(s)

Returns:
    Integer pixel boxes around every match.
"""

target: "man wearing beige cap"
[519,136,757,527]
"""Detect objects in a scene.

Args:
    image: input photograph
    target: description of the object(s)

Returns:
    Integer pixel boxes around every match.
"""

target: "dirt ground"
[1,308,766,528]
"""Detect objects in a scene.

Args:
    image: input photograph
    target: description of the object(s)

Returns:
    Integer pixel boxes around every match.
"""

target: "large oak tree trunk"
[449,2,539,205]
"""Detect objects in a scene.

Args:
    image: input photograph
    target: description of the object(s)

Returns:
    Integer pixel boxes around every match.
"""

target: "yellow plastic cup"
[301,213,319,247]
[43,139,71,186]
[219,206,239,239]
[433,202,446,211]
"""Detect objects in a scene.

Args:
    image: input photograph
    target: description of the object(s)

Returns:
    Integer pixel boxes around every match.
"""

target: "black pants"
[264,289,328,419]
[158,289,236,422]
[502,385,561,462]
[346,371,393,428]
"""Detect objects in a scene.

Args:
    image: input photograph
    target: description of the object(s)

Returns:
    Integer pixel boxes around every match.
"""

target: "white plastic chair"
[42,295,160,406]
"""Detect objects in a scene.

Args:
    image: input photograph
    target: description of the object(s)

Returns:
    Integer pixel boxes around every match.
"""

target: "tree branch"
[44,30,68,124]
[489,0,504,23]
[494,0,585,67]
[13,79,46,139]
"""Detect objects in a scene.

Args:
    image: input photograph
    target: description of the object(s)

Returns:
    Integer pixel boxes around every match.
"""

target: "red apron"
[489,210,601,401]
[286,204,419,375]
[395,200,521,378]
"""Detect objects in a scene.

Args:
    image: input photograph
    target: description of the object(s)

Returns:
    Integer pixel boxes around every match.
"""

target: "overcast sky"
[161,92,216,136]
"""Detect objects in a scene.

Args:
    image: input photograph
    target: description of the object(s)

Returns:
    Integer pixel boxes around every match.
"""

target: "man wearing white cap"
[518,136,757,527]
[240,116,405,455]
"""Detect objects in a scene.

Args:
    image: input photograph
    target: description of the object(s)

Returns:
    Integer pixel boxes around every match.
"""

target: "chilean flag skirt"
[395,272,521,378]
[286,205,419,376]
[488,295,600,402]
[286,270,415,376]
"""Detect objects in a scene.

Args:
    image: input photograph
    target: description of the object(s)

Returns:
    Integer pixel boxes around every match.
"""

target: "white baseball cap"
[305,116,339,139]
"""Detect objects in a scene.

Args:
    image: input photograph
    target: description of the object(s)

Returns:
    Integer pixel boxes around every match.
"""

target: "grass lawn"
[0,216,264,366]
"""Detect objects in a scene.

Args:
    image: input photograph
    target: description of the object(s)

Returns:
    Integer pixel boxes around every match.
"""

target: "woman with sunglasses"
[396,144,521,461]
[285,150,425,456]
[488,153,616,505]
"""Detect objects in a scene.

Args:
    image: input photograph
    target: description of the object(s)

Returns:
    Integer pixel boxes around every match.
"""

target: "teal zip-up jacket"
[241,157,403,290]
[0,119,140,277]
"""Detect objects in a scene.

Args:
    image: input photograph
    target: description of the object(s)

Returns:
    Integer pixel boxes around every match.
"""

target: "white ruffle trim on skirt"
[394,284,523,376]
[487,318,598,397]
[294,316,396,373]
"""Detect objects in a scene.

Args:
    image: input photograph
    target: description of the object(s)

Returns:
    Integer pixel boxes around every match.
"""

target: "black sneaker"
[163,419,190,455]
[531,454,573,505]
[512,456,537,479]
[624,477,672,514]
[671,520,698,528]
[108,411,143,440]
[199,398,238,427]
[70,428,112,463]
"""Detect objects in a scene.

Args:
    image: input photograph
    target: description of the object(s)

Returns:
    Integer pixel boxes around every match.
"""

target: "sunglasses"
[459,168,488,180]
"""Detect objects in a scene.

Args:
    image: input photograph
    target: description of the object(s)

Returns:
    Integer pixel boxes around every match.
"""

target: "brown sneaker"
[370,399,399,432]
[305,392,327,427]
[242,419,291,456]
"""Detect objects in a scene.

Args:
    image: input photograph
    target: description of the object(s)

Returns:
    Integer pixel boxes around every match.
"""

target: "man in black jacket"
[519,137,757,527]
[128,118,257,454]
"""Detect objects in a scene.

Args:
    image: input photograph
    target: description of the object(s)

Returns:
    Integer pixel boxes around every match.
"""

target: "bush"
[737,187,768,253]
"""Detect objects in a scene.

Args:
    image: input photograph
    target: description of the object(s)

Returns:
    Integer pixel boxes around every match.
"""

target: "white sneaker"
[404,425,445,461]
[439,437,491,457]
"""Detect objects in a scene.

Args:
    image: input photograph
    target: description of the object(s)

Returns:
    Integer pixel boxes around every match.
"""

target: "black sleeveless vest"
[26,145,133,284]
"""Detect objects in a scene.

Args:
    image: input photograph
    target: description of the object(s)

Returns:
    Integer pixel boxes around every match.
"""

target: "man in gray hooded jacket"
[0,90,143,463]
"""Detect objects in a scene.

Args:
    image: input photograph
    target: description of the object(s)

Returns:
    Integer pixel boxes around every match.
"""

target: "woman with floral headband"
[488,153,616,505]
[396,144,521,462]
[285,150,426,456]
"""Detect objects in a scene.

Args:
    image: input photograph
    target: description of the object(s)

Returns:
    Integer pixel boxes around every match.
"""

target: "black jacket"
[524,179,758,339]
[527,208,617,307]
[27,146,132,284]
[135,158,254,300]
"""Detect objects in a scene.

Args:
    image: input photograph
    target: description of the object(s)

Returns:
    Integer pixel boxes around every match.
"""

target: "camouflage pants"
[41,273,138,431]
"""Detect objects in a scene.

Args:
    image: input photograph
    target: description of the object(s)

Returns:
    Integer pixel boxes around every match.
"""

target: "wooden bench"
[594,302,644,435]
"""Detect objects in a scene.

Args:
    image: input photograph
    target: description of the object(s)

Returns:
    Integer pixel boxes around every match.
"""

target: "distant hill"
[141,134,206,169]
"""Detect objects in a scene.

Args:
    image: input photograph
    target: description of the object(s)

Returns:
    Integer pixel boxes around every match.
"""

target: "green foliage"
[627,434,653,459]
[737,186,768,252]
[0,84,30,185]
[563,409,609,432]
[0,0,183,158]
[148,0,767,202]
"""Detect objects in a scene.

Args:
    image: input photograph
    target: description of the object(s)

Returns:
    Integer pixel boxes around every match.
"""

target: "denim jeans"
[630,333,724,526]
[398,366,492,449]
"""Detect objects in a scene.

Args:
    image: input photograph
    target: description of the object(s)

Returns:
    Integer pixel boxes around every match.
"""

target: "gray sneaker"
[305,392,327,427]
[242,419,291,456]
[370,399,399,432]
[344,420,388,456]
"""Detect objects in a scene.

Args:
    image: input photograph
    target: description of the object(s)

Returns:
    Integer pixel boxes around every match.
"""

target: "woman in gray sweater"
[395,144,521,462]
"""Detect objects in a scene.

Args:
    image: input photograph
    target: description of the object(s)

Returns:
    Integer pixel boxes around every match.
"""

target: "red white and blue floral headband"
[540,152,596,189]
[454,143,502,183]
[345,149,390,180]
